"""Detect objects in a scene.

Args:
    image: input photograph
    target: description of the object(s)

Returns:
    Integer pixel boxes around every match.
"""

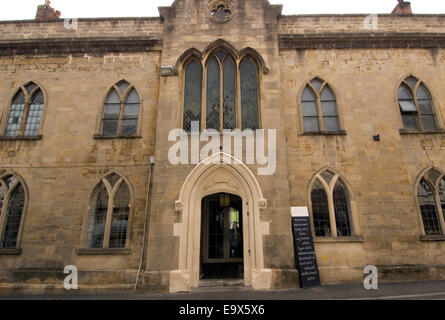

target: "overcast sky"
[0,0,444,21]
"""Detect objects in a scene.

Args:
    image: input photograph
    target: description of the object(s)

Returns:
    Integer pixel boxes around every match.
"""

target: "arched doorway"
[171,152,268,292]
[200,193,244,280]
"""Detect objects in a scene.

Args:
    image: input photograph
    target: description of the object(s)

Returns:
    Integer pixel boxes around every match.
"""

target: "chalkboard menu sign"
[291,207,321,288]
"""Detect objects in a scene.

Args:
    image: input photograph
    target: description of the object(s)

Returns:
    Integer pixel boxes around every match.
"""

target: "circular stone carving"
[209,1,235,23]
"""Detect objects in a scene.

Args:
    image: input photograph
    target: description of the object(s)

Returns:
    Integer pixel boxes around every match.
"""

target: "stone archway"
[170,152,269,293]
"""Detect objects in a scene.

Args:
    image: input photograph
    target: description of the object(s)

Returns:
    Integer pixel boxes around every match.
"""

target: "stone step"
[191,279,248,292]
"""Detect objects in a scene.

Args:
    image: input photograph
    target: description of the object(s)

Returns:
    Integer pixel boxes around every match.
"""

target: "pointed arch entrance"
[171,152,268,292]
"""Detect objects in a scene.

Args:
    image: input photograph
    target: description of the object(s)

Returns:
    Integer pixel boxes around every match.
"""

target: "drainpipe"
[133,156,155,293]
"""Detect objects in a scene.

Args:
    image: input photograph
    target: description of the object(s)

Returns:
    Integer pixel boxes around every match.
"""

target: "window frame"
[397,75,442,134]
[307,169,360,240]
[0,171,28,253]
[299,77,344,135]
[81,172,134,251]
[1,81,47,139]
[180,46,263,132]
[96,80,143,138]
[415,168,445,238]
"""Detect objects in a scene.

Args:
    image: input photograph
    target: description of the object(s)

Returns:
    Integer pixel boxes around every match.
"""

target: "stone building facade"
[0,0,445,294]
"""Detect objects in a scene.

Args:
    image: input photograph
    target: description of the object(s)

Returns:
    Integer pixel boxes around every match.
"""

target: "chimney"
[35,0,61,21]
[391,0,413,14]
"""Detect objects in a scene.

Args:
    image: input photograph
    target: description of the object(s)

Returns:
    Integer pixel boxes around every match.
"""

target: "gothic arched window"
[182,48,260,132]
[5,82,44,137]
[309,169,354,237]
[0,173,26,249]
[398,76,438,131]
[102,80,140,136]
[416,169,445,236]
[301,78,340,133]
[87,173,131,249]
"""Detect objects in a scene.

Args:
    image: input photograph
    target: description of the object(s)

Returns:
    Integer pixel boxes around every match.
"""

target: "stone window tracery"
[0,173,26,249]
[5,82,44,137]
[183,49,260,132]
[309,169,354,237]
[101,80,140,136]
[87,173,131,249]
[398,76,438,131]
[301,78,340,133]
[417,169,445,236]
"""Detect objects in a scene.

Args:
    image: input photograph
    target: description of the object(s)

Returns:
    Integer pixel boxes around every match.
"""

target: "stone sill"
[314,236,364,243]
[400,129,445,135]
[0,135,42,141]
[420,235,445,242]
[0,248,22,255]
[76,248,131,255]
[93,134,142,140]
[300,130,347,136]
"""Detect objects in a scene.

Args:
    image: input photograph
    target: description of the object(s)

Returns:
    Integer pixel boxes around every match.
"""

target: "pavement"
[1,280,445,300]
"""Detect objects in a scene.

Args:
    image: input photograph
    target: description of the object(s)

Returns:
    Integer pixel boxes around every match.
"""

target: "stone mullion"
[0,185,9,246]
[201,62,207,132]
[236,59,242,130]
[328,176,339,237]
[18,99,30,136]
[413,81,424,131]
[102,179,114,248]
[434,192,445,235]
[117,101,125,135]
[219,59,224,133]
[316,92,324,132]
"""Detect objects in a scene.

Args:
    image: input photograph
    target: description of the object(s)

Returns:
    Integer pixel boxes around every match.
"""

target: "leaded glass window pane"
[321,171,335,185]
[310,78,323,91]
[405,76,418,89]
[206,57,220,130]
[439,178,445,224]
[398,85,413,101]
[184,60,203,132]
[311,180,331,237]
[223,57,236,130]
[417,84,437,130]
[418,179,441,236]
[122,89,139,135]
[102,89,120,136]
[1,184,25,249]
[107,174,121,188]
[6,90,25,137]
[333,180,352,237]
[117,81,129,94]
[25,83,37,94]
[240,59,259,130]
[321,86,339,132]
[24,89,44,136]
[109,182,130,249]
[302,87,316,102]
[87,183,109,248]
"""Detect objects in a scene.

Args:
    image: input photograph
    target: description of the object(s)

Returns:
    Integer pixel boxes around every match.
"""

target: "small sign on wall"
[291,207,321,288]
